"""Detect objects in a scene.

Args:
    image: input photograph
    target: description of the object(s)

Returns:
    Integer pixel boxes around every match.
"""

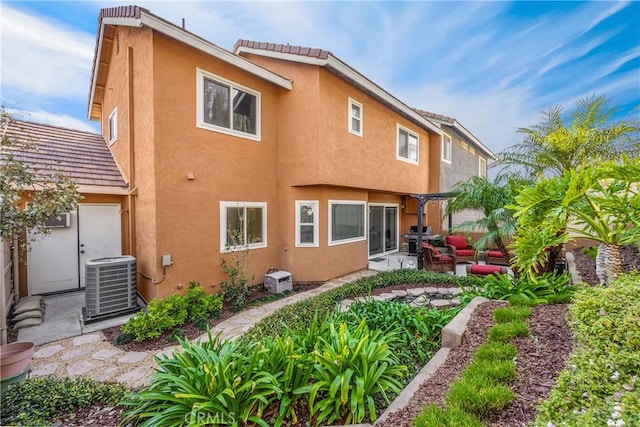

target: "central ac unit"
[84,255,137,321]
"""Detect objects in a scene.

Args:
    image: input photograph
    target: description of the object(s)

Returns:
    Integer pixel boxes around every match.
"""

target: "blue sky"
[1,1,638,155]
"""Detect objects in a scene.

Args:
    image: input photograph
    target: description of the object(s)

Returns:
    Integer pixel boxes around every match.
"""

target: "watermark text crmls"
[185,412,236,425]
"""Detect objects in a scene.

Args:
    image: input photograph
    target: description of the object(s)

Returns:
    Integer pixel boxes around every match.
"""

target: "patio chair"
[446,235,477,264]
[422,243,456,273]
[485,249,511,266]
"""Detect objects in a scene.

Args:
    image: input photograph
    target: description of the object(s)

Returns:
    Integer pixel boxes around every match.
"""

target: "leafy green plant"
[167,327,185,343]
[581,245,597,260]
[464,271,573,303]
[220,249,253,312]
[121,294,189,341]
[414,404,483,427]
[297,320,407,425]
[122,332,281,427]
[185,282,223,321]
[534,273,640,427]
[1,377,127,426]
[114,331,135,345]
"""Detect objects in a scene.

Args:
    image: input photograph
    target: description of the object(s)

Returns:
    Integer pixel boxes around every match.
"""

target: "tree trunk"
[601,244,622,284]
[595,243,606,285]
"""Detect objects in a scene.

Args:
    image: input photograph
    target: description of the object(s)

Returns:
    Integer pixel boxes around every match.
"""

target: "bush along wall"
[533,272,640,427]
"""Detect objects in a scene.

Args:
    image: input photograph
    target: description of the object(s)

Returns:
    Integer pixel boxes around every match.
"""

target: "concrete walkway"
[27,269,377,388]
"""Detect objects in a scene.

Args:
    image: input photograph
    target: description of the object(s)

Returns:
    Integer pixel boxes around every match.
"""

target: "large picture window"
[295,201,319,247]
[329,200,366,245]
[197,68,260,140]
[396,124,418,164]
[220,202,267,252]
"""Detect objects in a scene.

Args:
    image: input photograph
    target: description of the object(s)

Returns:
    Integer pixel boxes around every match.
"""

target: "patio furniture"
[466,264,508,277]
[422,243,456,273]
[446,235,477,264]
[485,250,511,266]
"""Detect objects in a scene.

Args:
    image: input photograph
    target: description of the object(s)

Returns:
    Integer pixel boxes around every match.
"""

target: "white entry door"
[28,204,122,294]
[78,204,122,288]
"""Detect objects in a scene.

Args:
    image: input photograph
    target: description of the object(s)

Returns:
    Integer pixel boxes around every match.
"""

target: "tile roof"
[413,109,456,124]
[98,4,147,19]
[3,119,127,188]
[234,39,331,60]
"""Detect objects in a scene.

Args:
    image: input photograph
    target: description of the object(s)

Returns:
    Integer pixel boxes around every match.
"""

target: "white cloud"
[8,108,98,133]
[0,4,94,99]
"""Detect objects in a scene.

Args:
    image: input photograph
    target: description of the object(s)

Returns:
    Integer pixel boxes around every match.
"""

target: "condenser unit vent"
[84,255,137,321]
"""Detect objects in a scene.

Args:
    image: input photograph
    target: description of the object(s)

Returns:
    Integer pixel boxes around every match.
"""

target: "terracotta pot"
[0,342,35,379]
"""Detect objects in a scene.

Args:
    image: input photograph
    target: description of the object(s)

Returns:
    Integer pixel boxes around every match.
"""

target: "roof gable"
[4,119,127,189]
[234,39,442,136]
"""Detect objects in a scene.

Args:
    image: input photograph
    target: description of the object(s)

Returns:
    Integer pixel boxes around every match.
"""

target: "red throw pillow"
[423,243,440,255]
[447,235,468,250]
[487,250,504,258]
[471,264,503,275]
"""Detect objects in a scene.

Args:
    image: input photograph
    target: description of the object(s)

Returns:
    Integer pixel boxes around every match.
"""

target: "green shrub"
[167,327,185,343]
[474,342,517,362]
[534,273,640,427]
[493,306,532,323]
[296,320,407,425]
[465,359,517,384]
[446,375,515,417]
[464,271,574,302]
[244,269,472,341]
[184,282,223,321]
[487,320,529,342]
[413,404,483,427]
[122,332,281,427]
[1,377,127,426]
[507,294,538,307]
[581,245,597,260]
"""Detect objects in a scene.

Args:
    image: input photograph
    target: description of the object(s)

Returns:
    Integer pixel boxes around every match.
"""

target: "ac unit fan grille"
[85,256,136,318]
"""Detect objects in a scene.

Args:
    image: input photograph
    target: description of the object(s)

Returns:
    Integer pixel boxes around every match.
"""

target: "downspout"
[127,46,137,259]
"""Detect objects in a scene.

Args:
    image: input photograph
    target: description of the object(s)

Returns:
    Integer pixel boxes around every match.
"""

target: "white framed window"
[295,200,319,247]
[329,200,366,245]
[461,142,469,151]
[197,68,261,141]
[479,156,487,178]
[220,202,267,252]
[396,124,419,164]
[108,107,117,145]
[441,133,452,163]
[348,98,362,136]
[469,147,476,155]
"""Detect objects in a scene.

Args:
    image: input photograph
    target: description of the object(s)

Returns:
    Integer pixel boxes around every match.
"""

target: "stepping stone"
[450,298,461,306]
[13,317,42,329]
[407,288,426,297]
[371,295,387,302]
[92,349,123,360]
[391,290,408,297]
[414,295,429,305]
[31,362,59,377]
[94,366,120,382]
[118,352,148,364]
[342,299,354,305]
[437,288,452,295]
[450,288,463,296]
[73,334,101,346]
[66,360,96,376]
[378,293,397,300]
[423,287,439,295]
[409,301,423,308]
[116,366,152,384]
[12,309,44,321]
[155,347,178,360]
[34,344,65,359]
[430,299,451,308]
[339,302,351,313]
[61,347,93,361]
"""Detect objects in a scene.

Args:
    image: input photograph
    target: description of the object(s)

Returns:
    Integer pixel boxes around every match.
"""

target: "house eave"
[77,185,130,195]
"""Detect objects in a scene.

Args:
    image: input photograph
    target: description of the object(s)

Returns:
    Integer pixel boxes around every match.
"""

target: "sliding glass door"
[368,204,398,256]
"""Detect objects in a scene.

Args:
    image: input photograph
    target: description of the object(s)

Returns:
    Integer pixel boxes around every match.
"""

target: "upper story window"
[348,98,362,136]
[108,107,117,145]
[396,124,419,164]
[220,201,267,252]
[329,200,366,245]
[295,200,319,247]
[442,133,452,164]
[479,157,487,178]
[197,68,260,141]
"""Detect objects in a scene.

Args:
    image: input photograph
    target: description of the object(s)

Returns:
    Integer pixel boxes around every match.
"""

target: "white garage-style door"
[28,204,122,295]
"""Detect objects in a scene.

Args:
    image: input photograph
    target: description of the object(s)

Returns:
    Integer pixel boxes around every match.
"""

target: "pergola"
[408,192,452,270]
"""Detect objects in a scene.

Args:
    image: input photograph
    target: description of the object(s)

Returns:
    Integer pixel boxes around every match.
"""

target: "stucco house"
[11,5,496,304]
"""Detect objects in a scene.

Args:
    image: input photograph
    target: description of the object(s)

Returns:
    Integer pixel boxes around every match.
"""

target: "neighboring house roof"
[415,109,496,159]
[234,40,443,136]
[3,119,127,189]
[88,6,292,120]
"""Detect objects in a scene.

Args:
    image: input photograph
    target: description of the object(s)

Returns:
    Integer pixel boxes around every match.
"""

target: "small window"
[348,98,362,136]
[442,133,452,163]
[329,200,366,245]
[461,142,469,151]
[396,124,419,164]
[108,107,117,145]
[469,147,476,155]
[197,68,260,141]
[220,202,267,252]
[479,157,487,178]
[295,201,319,247]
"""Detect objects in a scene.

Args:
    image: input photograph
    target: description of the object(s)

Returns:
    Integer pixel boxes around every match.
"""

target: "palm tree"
[445,174,530,259]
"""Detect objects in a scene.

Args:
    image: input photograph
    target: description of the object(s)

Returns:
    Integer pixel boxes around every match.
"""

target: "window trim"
[220,201,267,252]
[441,133,452,164]
[396,124,419,165]
[108,107,117,145]
[295,200,319,247]
[328,200,367,246]
[196,68,261,141]
[348,97,363,137]
[479,156,487,178]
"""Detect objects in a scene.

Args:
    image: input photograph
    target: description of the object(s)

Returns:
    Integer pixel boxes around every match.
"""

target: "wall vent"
[84,255,136,320]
